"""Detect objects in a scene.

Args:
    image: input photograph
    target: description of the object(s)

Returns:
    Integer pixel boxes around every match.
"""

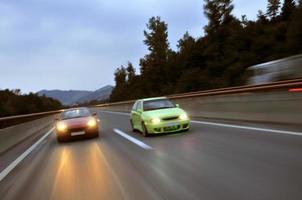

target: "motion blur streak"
[51,148,74,200]
[94,143,129,200]
[289,88,302,92]
[50,143,124,200]
[1,110,302,200]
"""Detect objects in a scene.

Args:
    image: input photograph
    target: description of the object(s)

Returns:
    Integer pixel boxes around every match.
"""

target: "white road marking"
[113,128,153,150]
[0,127,55,182]
[100,110,302,137]
[191,121,302,136]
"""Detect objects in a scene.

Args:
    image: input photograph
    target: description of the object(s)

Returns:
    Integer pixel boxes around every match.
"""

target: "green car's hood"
[142,107,186,119]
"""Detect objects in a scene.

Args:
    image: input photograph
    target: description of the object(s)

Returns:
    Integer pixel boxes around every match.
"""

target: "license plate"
[71,131,85,136]
[165,122,179,127]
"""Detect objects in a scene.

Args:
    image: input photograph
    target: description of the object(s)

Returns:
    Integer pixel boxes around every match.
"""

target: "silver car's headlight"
[56,121,68,132]
[87,118,97,127]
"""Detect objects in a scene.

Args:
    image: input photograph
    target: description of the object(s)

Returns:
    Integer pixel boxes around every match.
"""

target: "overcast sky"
[0,0,267,93]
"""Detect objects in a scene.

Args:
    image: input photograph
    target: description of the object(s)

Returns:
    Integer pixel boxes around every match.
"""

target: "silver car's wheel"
[57,135,68,143]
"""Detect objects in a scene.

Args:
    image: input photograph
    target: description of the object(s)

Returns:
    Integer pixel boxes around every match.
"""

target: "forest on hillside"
[0,89,62,117]
[110,0,302,102]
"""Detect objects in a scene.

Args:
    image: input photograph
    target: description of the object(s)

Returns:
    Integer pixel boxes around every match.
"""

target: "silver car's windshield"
[61,108,91,120]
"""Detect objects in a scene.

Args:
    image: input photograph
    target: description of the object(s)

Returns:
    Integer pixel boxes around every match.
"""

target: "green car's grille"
[162,116,179,121]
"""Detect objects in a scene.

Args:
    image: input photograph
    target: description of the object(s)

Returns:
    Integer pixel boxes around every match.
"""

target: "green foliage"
[286,4,302,54]
[110,0,301,102]
[110,66,127,101]
[204,0,234,35]
[267,0,281,19]
[140,16,170,96]
[281,0,296,20]
[0,89,62,117]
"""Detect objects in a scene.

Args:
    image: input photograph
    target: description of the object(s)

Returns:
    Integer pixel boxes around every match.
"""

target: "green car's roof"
[138,97,168,102]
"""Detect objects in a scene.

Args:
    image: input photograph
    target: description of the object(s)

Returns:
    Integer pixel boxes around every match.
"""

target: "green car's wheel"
[141,122,149,137]
[130,119,135,132]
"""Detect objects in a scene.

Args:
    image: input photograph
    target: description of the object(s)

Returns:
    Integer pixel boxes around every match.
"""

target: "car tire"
[142,122,149,137]
[130,119,135,132]
[57,135,68,143]
[183,128,190,132]
[93,131,99,138]
[89,130,99,138]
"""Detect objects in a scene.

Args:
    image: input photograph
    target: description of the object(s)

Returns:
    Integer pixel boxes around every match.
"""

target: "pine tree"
[204,0,234,34]
[286,3,302,53]
[281,0,296,20]
[139,16,170,96]
[267,0,281,19]
[110,66,127,101]
[126,62,136,82]
[177,32,195,53]
[142,16,169,66]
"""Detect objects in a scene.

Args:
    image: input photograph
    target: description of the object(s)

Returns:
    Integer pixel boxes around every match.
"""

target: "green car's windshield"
[143,99,175,111]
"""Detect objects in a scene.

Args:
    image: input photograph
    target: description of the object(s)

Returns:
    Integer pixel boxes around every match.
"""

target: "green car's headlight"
[150,117,161,124]
[179,113,188,120]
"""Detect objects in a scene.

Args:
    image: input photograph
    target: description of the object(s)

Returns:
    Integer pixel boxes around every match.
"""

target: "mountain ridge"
[37,85,113,105]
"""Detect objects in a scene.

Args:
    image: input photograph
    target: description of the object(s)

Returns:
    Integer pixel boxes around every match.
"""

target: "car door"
[131,101,143,130]
[131,101,139,129]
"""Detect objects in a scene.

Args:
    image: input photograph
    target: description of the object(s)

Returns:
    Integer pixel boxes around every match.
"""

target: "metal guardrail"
[0,110,63,129]
[94,78,302,107]
[1,78,301,128]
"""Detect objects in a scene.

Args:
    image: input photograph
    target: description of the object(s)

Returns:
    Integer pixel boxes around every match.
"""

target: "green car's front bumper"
[144,119,190,134]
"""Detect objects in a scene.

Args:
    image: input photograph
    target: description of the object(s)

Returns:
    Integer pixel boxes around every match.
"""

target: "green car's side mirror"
[137,109,143,113]
[175,104,180,108]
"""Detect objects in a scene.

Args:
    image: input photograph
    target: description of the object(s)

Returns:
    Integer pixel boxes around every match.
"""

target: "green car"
[130,97,190,136]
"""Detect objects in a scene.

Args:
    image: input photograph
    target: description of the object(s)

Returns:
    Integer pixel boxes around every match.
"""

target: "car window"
[143,99,175,111]
[132,101,138,111]
[137,101,142,110]
[61,108,91,119]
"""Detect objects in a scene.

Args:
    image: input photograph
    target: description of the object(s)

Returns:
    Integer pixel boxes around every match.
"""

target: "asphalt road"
[1,110,302,200]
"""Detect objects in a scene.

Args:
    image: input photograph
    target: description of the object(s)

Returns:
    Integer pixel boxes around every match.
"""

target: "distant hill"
[37,85,113,105]
[37,90,92,105]
[76,85,113,104]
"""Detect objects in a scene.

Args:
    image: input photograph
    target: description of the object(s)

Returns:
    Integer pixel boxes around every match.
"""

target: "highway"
[1,110,302,200]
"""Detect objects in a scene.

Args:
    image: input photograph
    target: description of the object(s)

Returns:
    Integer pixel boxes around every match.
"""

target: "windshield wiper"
[145,106,174,111]
[157,106,174,109]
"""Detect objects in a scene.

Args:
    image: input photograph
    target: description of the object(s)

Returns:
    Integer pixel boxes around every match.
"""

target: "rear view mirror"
[55,117,59,121]
[92,113,97,116]
[137,109,143,113]
[175,104,180,108]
